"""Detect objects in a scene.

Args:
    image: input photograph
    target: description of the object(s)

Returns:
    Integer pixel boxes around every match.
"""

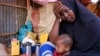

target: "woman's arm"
[49,1,62,43]
[27,0,30,10]
[49,18,60,43]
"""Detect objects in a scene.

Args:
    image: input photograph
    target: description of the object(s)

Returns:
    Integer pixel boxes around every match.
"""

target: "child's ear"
[65,46,70,51]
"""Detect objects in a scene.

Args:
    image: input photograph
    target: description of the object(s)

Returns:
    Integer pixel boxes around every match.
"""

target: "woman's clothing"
[59,0,100,56]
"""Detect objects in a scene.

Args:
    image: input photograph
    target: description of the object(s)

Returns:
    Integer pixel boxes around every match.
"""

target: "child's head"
[55,34,73,54]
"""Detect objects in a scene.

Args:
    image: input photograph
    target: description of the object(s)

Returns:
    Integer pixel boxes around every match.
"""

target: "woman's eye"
[64,10,68,12]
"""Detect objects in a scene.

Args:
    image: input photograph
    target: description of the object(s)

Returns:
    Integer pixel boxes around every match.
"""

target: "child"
[54,34,73,56]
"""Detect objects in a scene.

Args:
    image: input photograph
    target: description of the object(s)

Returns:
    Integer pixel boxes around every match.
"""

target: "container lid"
[26,42,32,46]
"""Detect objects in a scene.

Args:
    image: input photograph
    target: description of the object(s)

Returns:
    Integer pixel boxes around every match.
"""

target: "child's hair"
[57,34,73,47]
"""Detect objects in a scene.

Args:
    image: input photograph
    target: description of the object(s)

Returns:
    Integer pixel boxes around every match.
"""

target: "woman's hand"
[54,1,75,22]
[54,1,63,19]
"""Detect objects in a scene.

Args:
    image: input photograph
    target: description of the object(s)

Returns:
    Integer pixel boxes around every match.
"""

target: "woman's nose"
[63,12,68,18]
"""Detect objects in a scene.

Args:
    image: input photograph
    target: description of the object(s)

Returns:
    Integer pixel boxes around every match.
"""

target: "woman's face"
[60,6,75,22]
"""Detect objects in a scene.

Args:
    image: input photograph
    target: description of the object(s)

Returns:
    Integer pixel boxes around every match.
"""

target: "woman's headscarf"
[60,0,100,55]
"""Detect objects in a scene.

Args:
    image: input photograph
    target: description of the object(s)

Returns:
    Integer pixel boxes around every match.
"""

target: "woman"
[49,0,100,56]
[26,0,57,35]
